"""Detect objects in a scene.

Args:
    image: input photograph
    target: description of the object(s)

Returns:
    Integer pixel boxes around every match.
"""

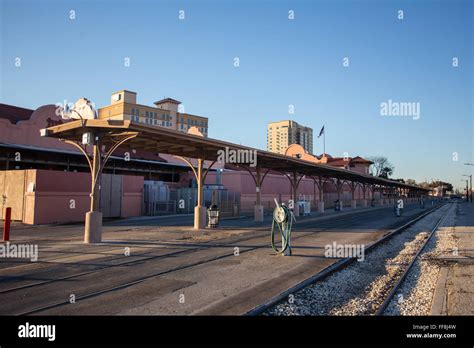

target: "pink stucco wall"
[20,170,143,224]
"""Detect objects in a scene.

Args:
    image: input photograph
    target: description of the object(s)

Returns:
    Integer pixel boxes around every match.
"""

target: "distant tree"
[418,181,431,189]
[406,179,417,185]
[429,181,453,194]
[368,156,395,178]
[393,178,405,183]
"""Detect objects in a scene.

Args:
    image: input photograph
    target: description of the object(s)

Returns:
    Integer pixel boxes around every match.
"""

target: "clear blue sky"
[1,0,472,189]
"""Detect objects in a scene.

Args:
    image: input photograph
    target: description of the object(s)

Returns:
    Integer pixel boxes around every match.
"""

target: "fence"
[143,181,173,216]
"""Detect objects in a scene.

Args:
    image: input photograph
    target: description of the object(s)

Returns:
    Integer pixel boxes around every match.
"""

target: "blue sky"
[1,0,472,189]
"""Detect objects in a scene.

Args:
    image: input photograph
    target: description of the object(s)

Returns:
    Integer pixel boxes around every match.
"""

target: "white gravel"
[264,204,453,316]
[384,203,458,315]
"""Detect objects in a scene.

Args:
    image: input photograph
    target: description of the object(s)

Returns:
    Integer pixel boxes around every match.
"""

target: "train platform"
[432,202,474,315]
[0,201,442,315]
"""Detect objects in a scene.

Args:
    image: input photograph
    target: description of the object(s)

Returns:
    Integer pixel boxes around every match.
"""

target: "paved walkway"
[443,202,474,315]
[0,202,433,315]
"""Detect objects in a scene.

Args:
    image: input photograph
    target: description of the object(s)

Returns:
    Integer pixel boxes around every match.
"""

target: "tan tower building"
[267,120,313,154]
[98,90,209,137]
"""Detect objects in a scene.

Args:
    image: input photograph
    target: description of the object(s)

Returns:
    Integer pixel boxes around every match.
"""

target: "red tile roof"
[352,156,373,164]
[326,155,373,167]
[327,158,351,167]
[0,103,34,124]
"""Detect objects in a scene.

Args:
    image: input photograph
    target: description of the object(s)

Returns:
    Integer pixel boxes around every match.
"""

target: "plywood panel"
[3,171,26,221]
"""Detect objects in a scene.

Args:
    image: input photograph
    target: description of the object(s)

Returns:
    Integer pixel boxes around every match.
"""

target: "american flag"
[318,125,325,138]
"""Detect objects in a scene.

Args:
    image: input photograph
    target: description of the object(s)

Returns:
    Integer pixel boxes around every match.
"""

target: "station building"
[0,91,385,225]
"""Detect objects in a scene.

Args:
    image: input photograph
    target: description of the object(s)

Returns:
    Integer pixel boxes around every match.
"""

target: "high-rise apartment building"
[98,90,209,137]
[267,120,313,154]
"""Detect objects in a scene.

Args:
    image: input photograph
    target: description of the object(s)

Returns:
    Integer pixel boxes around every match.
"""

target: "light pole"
[462,174,472,203]
[460,179,469,202]
[464,163,474,202]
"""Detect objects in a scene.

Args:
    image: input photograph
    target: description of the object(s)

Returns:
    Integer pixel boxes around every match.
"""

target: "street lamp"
[460,179,469,202]
[464,163,473,202]
[462,174,472,203]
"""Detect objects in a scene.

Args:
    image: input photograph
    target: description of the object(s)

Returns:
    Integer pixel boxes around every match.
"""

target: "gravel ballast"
[264,204,454,316]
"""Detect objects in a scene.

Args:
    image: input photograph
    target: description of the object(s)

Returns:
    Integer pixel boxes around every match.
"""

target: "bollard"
[3,207,11,241]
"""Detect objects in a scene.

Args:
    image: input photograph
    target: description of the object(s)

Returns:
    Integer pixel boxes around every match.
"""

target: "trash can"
[370,199,376,207]
[334,200,342,211]
[207,204,220,228]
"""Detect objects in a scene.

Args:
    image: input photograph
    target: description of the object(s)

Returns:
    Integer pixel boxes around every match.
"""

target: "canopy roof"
[42,119,429,191]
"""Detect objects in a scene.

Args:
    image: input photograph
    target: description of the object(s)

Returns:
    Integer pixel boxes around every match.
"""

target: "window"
[146,111,149,117]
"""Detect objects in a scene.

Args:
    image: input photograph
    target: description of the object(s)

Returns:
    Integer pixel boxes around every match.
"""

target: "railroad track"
[0,206,398,295]
[1,203,437,316]
[248,203,446,316]
[375,207,449,316]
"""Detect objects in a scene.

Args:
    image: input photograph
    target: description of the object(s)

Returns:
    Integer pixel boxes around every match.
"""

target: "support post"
[350,181,357,209]
[85,140,102,244]
[64,130,138,244]
[194,158,206,229]
[335,179,343,211]
[292,171,300,216]
[318,176,325,213]
[254,166,264,222]
[3,207,11,241]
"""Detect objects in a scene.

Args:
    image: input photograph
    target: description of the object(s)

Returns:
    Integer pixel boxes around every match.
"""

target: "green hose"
[270,204,293,254]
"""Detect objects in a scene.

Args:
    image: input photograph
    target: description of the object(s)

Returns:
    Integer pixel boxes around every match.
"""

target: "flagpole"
[323,131,326,156]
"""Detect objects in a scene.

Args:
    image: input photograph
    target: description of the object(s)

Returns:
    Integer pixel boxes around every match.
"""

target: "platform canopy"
[43,118,428,191]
